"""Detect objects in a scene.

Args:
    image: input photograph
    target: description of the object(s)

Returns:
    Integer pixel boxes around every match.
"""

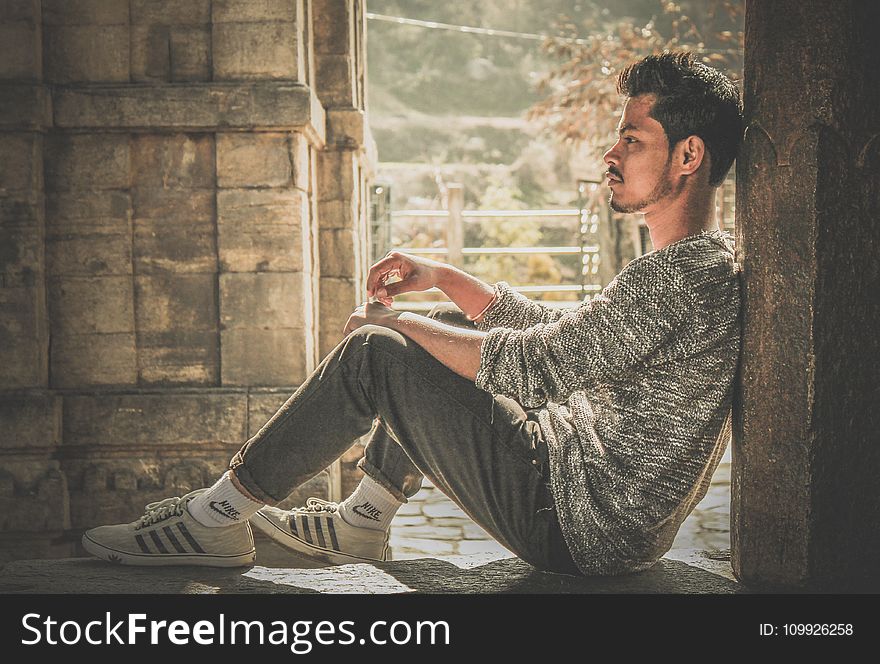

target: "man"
[82,52,743,576]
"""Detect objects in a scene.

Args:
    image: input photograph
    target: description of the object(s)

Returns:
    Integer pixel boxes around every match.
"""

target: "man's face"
[603,94,675,214]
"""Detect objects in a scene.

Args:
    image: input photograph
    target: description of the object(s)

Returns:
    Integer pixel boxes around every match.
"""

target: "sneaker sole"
[251,511,389,566]
[82,532,256,568]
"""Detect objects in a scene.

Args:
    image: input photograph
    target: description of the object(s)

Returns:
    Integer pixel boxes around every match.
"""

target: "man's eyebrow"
[617,122,640,135]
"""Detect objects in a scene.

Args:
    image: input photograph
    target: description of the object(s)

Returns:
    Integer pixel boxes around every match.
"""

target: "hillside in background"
[365,0,663,210]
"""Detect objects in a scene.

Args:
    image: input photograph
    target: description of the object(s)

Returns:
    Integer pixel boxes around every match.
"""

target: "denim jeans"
[228,303,580,576]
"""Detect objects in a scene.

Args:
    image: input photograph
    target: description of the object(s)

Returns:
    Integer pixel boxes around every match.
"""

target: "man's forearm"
[435,265,496,323]
[388,311,487,382]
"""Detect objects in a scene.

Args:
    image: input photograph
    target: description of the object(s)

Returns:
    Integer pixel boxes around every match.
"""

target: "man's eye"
[624,137,636,143]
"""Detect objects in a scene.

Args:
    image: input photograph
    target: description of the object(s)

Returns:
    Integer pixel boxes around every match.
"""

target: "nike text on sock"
[337,475,403,531]
[188,471,264,528]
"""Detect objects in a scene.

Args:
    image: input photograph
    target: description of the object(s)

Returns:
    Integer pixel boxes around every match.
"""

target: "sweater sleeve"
[473,281,570,331]
[474,254,692,407]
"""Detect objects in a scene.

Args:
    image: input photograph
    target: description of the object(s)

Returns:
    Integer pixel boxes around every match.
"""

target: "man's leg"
[230,314,578,574]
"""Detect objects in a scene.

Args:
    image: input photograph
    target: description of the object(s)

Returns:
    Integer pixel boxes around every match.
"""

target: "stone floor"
[389,447,733,578]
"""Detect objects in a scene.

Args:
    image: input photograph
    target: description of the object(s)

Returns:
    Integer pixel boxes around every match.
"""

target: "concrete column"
[734,0,880,590]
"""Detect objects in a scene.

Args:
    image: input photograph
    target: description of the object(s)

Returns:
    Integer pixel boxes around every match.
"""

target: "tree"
[528,0,744,167]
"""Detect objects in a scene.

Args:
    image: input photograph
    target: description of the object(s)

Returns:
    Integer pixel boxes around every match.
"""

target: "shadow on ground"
[0,552,750,594]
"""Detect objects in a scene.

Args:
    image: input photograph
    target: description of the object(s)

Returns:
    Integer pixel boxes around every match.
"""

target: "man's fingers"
[366,255,399,295]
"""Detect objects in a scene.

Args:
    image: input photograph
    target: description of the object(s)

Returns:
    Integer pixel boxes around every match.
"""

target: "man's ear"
[678,135,706,176]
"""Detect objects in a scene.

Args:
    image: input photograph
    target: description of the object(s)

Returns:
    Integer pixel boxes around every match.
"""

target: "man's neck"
[643,188,717,251]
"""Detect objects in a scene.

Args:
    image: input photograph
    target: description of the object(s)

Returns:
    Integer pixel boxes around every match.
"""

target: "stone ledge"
[0,551,748,594]
[52,82,326,146]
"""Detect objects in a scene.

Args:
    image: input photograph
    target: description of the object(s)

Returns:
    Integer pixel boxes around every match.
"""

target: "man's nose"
[603,143,619,167]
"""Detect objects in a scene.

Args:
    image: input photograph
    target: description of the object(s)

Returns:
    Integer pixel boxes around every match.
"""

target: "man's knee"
[426,302,474,328]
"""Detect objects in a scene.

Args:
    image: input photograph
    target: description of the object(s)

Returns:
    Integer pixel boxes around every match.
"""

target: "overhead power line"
[366,11,590,45]
[365,12,742,56]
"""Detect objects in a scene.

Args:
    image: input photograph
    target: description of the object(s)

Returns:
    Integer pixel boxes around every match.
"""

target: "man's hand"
[366,251,445,306]
[342,300,402,336]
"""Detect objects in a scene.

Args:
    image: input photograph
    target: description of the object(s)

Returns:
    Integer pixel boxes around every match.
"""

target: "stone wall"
[0,0,375,562]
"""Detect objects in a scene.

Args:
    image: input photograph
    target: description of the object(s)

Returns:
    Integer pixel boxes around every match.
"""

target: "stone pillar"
[0,1,373,562]
[734,0,880,590]
[312,1,377,496]
[0,0,69,562]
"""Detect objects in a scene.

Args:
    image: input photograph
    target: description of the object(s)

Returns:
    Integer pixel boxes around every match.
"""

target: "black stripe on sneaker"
[163,526,186,553]
[288,513,298,537]
[314,516,327,548]
[301,515,313,544]
[135,534,150,554]
[149,530,169,554]
[326,517,340,551]
[176,523,205,554]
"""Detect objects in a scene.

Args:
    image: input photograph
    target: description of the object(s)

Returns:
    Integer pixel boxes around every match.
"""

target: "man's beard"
[609,159,674,214]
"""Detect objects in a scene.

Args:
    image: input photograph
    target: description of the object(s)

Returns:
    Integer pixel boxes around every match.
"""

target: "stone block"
[130,0,210,24]
[132,188,213,222]
[43,25,130,83]
[53,82,319,134]
[0,464,69,532]
[46,191,131,222]
[63,456,229,529]
[0,22,40,79]
[45,134,129,191]
[317,199,356,230]
[221,327,307,386]
[62,392,248,447]
[131,133,214,190]
[134,273,216,333]
[133,216,216,274]
[50,332,137,388]
[312,0,352,54]
[46,220,133,277]
[212,0,297,23]
[45,192,131,277]
[327,108,366,148]
[317,149,355,202]
[42,0,130,25]
[0,205,42,275]
[212,22,297,80]
[0,394,61,449]
[130,23,171,82]
[170,26,211,82]
[217,132,293,188]
[315,54,355,107]
[0,0,40,22]
[319,228,355,277]
[217,189,303,273]
[48,275,133,335]
[0,133,40,192]
[219,271,303,329]
[291,132,311,191]
[137,329,219,385]
[0,284,46,390]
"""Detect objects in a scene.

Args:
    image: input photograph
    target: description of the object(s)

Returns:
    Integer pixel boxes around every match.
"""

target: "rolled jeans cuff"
[228,450,283,505]
[356,456,411,504]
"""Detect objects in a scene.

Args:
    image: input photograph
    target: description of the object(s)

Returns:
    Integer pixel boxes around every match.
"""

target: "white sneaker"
[81,489,256,567]
[251,497,391,566]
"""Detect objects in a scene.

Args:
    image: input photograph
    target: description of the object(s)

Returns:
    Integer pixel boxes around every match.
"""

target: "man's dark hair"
[617,51,743,187]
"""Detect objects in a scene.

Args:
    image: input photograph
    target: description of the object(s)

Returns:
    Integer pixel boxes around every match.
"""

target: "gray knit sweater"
[474,228,741,576]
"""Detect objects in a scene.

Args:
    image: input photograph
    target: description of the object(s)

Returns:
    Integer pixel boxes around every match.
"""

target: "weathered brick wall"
[0,0,374,562]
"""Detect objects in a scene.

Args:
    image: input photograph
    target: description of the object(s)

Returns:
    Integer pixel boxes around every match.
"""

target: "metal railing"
[369,181,608,312]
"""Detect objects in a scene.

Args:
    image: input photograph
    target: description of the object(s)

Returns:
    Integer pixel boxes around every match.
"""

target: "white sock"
[187,471,264,527]
[337,475,403,531]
